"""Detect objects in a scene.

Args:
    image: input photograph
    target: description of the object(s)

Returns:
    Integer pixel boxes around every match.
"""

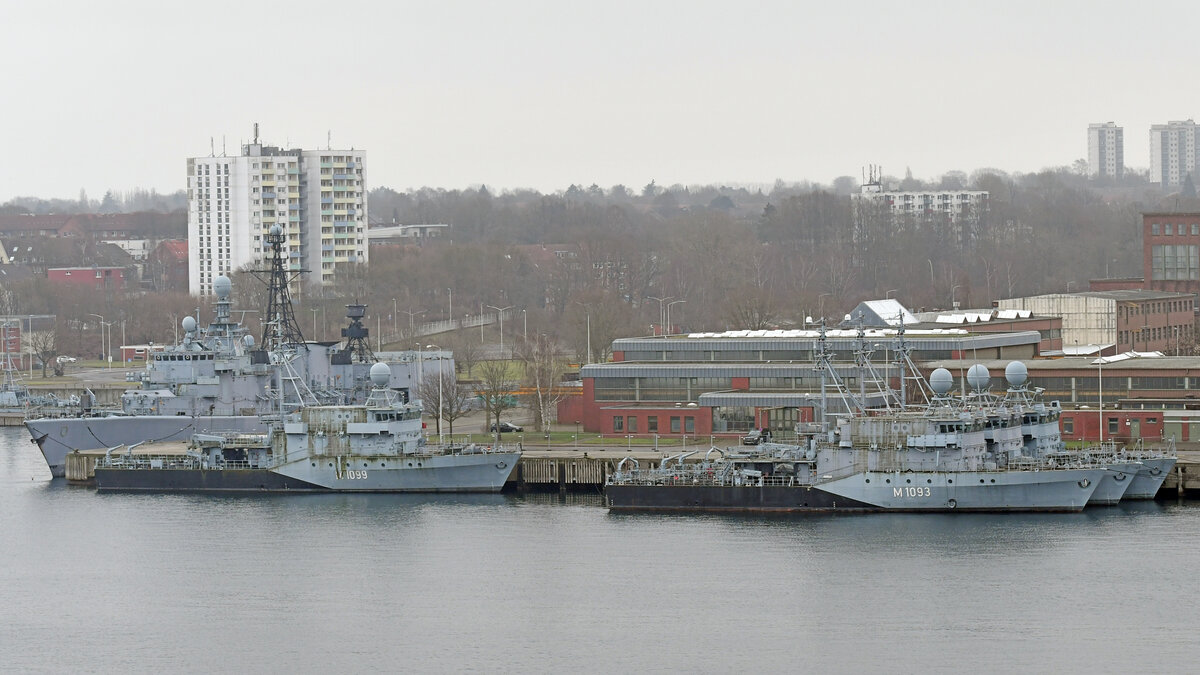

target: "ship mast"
[249,224,308,350]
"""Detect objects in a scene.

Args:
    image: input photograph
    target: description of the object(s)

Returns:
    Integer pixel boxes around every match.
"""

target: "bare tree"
[416,368,474,435]
[25,330,57,378]
[475,360,518,444]
[722,286,777,330]
[515,333,567,432]
[444,331,482,378]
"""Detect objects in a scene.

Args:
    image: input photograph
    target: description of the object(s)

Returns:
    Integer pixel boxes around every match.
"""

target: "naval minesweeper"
[994,361,1175,502]
[94,363,517,493]
[607,326,1105,513]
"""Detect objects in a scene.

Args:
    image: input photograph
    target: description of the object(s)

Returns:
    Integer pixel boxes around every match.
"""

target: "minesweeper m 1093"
[93,363,518,493]
[607,326,1108,513]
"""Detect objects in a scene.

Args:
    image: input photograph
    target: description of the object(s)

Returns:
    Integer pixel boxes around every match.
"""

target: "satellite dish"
[1005,361,1028,387]
[270,224,283,236]
[213,275,231,299]
[967,364,990,391]
[369,362,390,387]
[929,368,954,396]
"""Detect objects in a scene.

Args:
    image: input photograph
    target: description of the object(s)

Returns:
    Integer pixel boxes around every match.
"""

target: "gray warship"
[94,363,517,493]
[607,371,1104,512]
[995,361,1175,502]
[27,225,443,477]
[607,327,1105,513]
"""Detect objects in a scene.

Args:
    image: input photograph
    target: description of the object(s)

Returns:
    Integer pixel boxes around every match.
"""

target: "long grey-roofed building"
[571,327,1044,440]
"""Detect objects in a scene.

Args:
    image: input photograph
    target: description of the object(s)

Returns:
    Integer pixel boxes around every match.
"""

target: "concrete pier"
[1161,450,1200,496]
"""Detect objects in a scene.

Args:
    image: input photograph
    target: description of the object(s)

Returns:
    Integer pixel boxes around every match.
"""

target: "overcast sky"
[2,0,1196,201]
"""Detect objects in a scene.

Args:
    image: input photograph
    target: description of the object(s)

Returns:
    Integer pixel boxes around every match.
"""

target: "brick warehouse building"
[568,328,1044,439]
[1144,211,1200,296]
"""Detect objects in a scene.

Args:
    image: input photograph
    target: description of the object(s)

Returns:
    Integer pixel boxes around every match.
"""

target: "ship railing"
[609,467,817,488]
[96,455,265,470]
[97,454,203,470]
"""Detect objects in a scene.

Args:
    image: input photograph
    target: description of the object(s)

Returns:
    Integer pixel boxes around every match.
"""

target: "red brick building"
[1144,211,1200,296]
[47,266,125,290]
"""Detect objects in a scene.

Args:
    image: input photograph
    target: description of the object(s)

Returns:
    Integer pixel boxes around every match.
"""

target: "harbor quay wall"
[60,447,1200,498]
[63,447,664,490]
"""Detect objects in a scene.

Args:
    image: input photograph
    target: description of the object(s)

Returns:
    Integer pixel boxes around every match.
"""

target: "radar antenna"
[249,224,308,350]
[341,303,376,363]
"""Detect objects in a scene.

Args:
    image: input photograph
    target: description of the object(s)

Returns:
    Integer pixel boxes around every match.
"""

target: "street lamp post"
[446,288,453,325]
[403,308,425,336]
[522,309,527,342]
[102,321,112,368]
[487,305,513,355]
[392,298,398,334]
[667,300,686,335]
[647,296,672,334]
[87,313,105,366]
[886,289,898,299]
[950,284,961,308]
[309,308,318,338]
[1097,356,1105,443]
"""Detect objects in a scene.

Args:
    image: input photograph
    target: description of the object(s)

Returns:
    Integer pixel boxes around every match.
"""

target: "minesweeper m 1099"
[29,227,445,477]
[93,363,517,493]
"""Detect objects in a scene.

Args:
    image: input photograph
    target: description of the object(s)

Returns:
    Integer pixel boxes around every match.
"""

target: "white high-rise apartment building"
[188,140,368,296]
[1149,119,1200,187]
[1087,122,1123,179]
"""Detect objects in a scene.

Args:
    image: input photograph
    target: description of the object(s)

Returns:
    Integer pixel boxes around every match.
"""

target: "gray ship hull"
[28,415,269,477]
[818,468,1103,512]
[1123,457,1177,499]
[609,468,1103,513]
[95,451,519,493]
[1087,463,1139,505]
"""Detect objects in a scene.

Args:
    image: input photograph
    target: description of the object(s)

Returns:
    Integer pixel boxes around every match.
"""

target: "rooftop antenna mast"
[249,224,308,350]
[254,122,259,145]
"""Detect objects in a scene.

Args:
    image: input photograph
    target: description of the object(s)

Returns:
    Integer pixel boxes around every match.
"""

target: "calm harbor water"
[2,426,1198,673]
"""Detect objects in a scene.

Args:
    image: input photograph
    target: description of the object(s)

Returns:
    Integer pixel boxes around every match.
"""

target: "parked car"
[741,429,770,445]
[490,421,524,433]
[56,356,77,364]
